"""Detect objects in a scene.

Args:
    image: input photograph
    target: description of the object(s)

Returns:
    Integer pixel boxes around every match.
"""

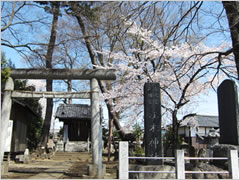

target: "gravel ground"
[1,153,118,179]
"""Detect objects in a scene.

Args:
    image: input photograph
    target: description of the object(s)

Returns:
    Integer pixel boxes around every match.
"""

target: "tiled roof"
[181,115,219,128]
[55,104,91,120]
[196,115,219,127]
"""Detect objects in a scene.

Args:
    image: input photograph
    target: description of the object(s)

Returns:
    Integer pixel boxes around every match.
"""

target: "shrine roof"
[55,104,91,120]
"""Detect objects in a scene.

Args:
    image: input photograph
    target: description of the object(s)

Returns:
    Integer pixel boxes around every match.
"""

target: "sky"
[1,1,236,132]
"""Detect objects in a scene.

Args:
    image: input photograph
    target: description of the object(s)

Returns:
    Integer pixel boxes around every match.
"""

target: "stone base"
[129,164,175,179]
[1,161,9,175]
[190,162,229,179]
[65,141,89,152]
[87,164,106,178]
[211,144,239,169]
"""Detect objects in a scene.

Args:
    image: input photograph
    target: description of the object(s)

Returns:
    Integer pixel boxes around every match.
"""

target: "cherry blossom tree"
[66,1,237,151]
[96,21,237,149]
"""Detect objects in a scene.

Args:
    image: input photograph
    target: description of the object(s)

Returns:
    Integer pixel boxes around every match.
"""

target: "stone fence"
[119,141,239,179]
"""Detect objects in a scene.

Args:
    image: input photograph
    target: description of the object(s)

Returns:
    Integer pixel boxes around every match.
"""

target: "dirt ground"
[1,152,118,179]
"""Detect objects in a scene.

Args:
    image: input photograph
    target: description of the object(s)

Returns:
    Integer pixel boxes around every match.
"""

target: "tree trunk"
[67,79,72,104]
[222,1,239,77]
[105,100,126,139]
[38,2,60,148]
[70,2,126,140]
[172,110,178,155]
[106,82,113,162]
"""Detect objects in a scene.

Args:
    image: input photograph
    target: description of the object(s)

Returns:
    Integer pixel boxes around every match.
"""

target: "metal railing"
[119,141,239,179]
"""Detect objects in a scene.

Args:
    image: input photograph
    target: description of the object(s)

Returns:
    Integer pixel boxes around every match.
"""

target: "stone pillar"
[119,141,129,179]
[144,82,162,165]
[90,78,100,165]
[1,77,14,163]
[217,79,239,145]
[63,124,68,152]
[63,124,68,143]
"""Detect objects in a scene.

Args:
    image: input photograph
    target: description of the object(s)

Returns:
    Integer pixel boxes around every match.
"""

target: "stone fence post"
[119,141,129,179]
[228,150,239,179]
[175,150,185,179]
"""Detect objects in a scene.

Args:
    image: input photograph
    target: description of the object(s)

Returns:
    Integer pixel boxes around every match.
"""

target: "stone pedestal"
[129,164,175,179]
[88,164,106,178]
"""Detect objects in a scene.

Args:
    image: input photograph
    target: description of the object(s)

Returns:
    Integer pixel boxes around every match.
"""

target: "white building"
[178,115,219,149]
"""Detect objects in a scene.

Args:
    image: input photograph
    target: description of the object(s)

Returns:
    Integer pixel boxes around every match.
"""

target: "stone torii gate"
[1,68,116,175]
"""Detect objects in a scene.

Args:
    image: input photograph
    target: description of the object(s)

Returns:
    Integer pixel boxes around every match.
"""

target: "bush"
[133,145,144,156]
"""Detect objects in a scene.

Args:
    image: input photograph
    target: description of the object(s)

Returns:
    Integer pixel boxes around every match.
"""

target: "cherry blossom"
[96,21,236,128]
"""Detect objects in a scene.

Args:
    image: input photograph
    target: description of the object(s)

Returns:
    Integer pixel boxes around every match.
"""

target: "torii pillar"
[1,77,14,163]
[90,78,100,165]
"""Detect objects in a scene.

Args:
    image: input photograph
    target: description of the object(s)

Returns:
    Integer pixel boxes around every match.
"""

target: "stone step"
[54,152,89,155]
[54,152,89,156]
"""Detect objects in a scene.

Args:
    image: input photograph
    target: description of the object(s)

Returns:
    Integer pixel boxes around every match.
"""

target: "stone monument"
[144,82,163,165]
[217,79,239,145]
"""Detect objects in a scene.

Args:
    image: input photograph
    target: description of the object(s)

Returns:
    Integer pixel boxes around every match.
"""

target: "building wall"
[60,118,91,152]
[10,103,29,153]
[197,127,205,136]
[179,126,219,150]
[178,127,197,137]
[62,119,91,142]
[179,126,217,137]
[192,137,207,149]
[178,127,186,136]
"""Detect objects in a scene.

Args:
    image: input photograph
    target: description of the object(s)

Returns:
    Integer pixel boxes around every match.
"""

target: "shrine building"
[55,104,91,152]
